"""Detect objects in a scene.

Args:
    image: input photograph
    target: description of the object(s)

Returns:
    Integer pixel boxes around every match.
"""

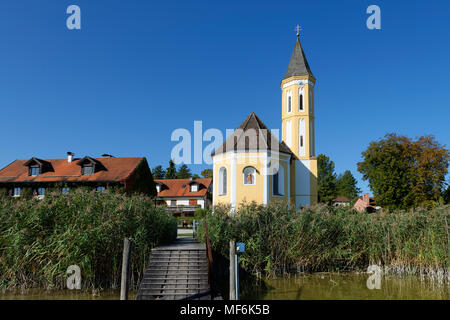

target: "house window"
[190,184,198,192]
[13,187,21,197]
[96,186,105,192]
[243,166,256,185]
[82,164,94,175]
[37,188,45,196]
[30,166,40,176]
[156,185,161,193]
[61,187,70,194]
[218,167,227,195]
[273,165,285,196]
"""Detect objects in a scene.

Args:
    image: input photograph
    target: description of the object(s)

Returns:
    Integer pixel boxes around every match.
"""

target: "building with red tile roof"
[353,194,378,213]
[155,178,212,217]
[0,153,156,197]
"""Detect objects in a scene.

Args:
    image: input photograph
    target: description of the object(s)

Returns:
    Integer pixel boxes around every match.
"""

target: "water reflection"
[242,273,449,300]
[0,289,138,300]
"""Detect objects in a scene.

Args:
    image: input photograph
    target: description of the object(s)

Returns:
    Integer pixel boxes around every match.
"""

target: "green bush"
[0,188,177,290]
[197,202,449,278]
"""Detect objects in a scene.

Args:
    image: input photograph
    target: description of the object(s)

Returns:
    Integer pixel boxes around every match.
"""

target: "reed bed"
[197,202,449,282]
[0,189,177,291]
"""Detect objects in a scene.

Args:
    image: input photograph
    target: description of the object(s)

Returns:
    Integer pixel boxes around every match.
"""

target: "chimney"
[67,152,74,163]
[362,193,370,204]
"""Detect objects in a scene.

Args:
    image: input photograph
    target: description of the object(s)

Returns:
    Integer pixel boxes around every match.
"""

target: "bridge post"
[229,240,236,300]
[120,237,133,300]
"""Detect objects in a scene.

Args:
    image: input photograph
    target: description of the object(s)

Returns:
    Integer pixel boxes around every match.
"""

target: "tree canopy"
[201,169,213,178]
[317,154,338,203]
[176,164,192,179]
[336,170,361,201]
[165,160,177,179]
[357,134,449,209]
[151,165,166,179]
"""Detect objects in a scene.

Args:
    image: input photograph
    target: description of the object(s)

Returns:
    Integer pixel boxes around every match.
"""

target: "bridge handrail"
[203,220,213,285]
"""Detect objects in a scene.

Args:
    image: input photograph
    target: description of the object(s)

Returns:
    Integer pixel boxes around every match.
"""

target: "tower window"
[299,94,303,111]
[288,96,292,113]
[243,167,256,185]
[300,135,304,147]
[219,167,227,195]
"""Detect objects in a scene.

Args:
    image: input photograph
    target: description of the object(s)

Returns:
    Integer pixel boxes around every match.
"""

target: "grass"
[0,188,177,291]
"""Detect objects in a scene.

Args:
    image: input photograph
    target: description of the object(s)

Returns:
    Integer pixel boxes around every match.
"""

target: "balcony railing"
[164,205,201,213]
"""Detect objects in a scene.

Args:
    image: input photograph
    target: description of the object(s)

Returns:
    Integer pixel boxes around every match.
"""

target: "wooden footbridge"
[136,223,220,300]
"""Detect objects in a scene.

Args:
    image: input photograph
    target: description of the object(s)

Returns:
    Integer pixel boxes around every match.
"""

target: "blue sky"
[0,0,449,194]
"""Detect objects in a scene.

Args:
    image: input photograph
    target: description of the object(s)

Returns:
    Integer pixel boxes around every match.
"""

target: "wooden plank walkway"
[136,237,220,300]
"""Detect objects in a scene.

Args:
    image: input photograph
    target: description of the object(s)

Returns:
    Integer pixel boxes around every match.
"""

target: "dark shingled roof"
[283,38,313,80]
[211,112,296,158]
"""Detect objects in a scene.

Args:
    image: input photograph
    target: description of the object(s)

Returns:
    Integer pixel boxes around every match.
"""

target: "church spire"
[283,34,314,80]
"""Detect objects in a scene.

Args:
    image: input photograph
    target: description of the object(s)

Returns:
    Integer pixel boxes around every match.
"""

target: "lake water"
[241,273,449,300]
[0,273,448,300]
[0,289,137,300]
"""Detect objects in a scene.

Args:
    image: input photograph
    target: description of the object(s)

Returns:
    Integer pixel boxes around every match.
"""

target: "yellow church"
[212,34,318,209]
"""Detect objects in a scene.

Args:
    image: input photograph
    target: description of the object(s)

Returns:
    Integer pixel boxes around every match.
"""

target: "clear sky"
[0,0,449,194]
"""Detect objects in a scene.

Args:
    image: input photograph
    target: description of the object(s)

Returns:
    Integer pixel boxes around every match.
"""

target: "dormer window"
[190,184,198,192]
[82,164,94,176]
[76,156,105,176]
[24,157,53,176]
[30,166,40,176]
[156,185,161,193]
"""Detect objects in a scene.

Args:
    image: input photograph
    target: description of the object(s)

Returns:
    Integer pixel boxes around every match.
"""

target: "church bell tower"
[281,29,318,206]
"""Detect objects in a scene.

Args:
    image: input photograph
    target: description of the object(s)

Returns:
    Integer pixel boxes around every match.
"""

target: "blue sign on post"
[236,242,245,253]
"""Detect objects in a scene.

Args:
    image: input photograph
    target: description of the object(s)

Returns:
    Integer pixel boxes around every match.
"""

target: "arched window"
[299,87,304,111]
[219,167,227,195]
[309,89,313,113]
[243,166,256,185]
[273,165,285,196]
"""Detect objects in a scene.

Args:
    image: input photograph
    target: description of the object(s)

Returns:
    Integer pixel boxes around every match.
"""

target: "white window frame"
[299,86,304,112]
[272,165,285,196]
[218,167,227,196]
[13,187,21,197]
[299,119,306,157]
[243,166,256,186]
[190,184,198,192]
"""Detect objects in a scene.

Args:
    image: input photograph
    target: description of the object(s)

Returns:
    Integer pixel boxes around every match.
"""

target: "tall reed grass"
[197,202,449,282]
[0,188,177,290]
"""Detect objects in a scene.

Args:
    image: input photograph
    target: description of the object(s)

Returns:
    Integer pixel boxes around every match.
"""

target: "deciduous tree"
[201,169,213,178]
[357,134,449,209]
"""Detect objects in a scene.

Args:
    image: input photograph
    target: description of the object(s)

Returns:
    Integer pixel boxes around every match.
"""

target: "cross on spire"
[295,24,302,38]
